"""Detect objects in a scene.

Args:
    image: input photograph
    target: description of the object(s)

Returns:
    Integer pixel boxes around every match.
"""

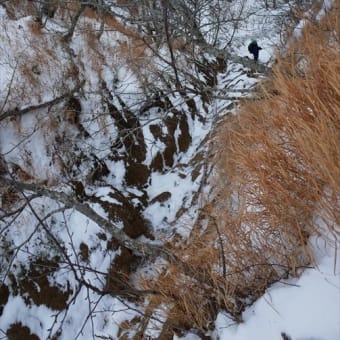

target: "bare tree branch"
[0,176,166,259]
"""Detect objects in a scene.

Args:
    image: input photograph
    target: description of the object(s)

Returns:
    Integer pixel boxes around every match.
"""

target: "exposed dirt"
[71,181,152,239]
[109,101,147,164]
[95,190,151,239]
[178,114,191,153]
[125,162,151,188]
[96,232,107,241]
[185,96,199,119]
[195,56,227,88]
[9,258,72,311]
[79,242,90,262]
[87,157,110,183]
[105,246,140,297]
[149,124,163,139]
[163,115,178,168]
[163,141,177,168]
[150,151,164,172]
[150,191,172,205]
[191,164,203,182]
[149,112,192,171]
[6,323,40,340]
[97,232,121,252]
[0,284,9,316]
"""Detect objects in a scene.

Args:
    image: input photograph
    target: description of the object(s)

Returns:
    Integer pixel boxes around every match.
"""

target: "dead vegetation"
[139,3,340,333]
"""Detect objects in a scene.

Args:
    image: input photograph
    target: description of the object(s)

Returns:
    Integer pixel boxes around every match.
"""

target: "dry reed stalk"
[139,5,340,333]
[215,3,339,274]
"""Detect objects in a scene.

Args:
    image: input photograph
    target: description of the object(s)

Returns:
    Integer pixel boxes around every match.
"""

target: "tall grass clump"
[211,0,339,297]
[139,3,339,334]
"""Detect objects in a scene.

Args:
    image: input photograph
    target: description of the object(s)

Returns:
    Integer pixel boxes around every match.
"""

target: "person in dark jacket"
[248,39,262,62]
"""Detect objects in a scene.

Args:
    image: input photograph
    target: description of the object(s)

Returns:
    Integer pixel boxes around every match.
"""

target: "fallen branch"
[0,87,81,121]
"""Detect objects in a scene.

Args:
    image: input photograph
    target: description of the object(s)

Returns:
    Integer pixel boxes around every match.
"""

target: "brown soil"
[10,258,72,311]
[105,247,139,297]
[88,158,110,183]
[150,152,164,172]
[125,162,151,187]
[108,102,147,164]
[1,187,21,209]
[163,115,178,168]
[149,113,192,171]
[71,181,151,239]
[7,323,40,340]
[178,115,191,153]
[149,124,163,139]
[93,190,151,239]
[150,191,172,205]
[79,242,90,262]
[0,284,9,316]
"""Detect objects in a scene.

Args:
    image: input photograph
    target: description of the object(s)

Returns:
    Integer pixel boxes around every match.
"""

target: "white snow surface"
[213,237,340,340]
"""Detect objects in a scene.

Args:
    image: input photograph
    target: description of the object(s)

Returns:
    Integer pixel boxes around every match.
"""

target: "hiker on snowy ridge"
[248,39,262,62]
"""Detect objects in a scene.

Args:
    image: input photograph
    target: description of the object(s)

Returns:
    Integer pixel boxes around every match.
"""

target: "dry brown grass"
[209,1,340,284]
[216,4,340,244]
[209,0,340,298]
[139,4,340,333]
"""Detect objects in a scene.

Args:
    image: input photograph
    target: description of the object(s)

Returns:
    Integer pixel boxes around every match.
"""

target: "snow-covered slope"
[213,237,340,340]
[0,1,338,339]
